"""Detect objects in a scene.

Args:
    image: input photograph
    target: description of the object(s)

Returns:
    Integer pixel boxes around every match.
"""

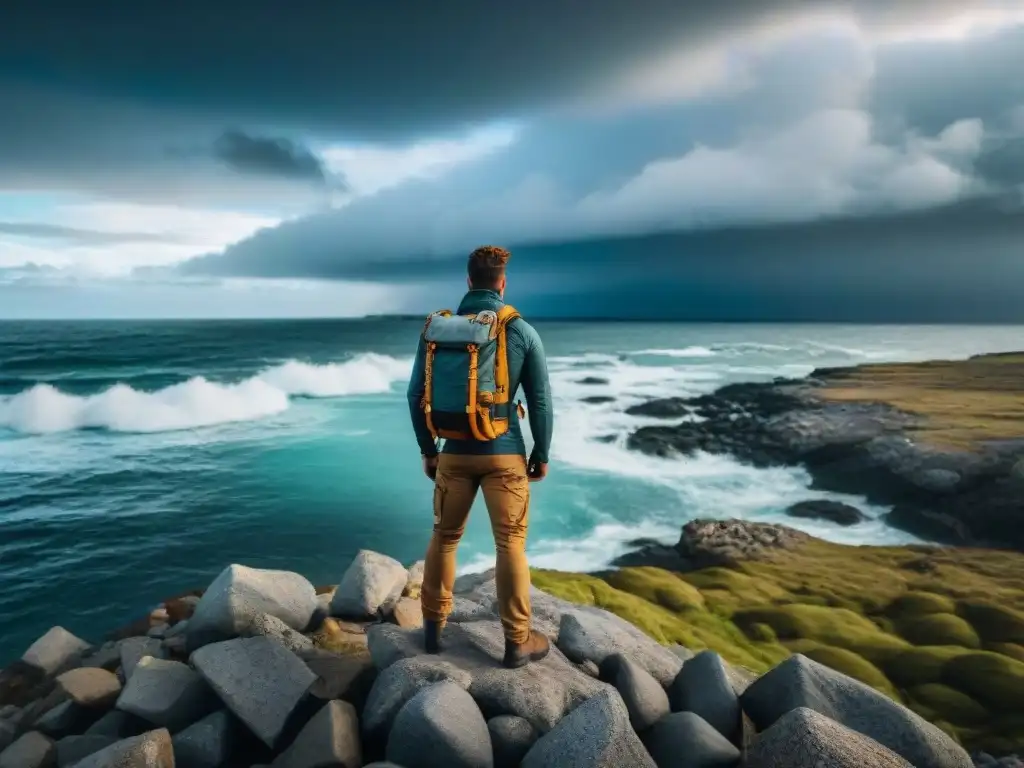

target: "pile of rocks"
[0,549,979,767]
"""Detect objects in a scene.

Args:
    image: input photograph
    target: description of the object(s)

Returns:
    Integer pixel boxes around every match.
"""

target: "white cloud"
[320,124,519,197]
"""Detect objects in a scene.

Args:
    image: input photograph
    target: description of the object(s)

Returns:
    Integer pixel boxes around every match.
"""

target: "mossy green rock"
[532,532,1024,754]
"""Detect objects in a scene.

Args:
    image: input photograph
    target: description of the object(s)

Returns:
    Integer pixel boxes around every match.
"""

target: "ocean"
[1,319,1022,664]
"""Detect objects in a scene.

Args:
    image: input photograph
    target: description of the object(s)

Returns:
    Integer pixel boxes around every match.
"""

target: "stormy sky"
[1,2,1023,320]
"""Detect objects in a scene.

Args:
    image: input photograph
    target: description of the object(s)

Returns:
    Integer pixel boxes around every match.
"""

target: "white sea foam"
[630,346,717,358]
[0,354,412,435]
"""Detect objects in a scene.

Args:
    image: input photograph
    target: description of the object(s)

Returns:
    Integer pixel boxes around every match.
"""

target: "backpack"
[419,304,525,442]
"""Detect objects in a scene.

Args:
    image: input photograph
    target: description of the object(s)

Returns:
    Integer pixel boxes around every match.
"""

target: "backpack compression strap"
[421,310,452,440]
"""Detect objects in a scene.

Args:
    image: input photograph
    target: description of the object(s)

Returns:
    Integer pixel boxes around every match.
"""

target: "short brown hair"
[467,245,510,289]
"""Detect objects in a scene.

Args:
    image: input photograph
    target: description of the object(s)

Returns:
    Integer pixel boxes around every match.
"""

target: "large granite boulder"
[669,650,742,745]
[116,657,217,732]
[641,711,741,768]
[487,715,538,768]
[741,654,972,768]
[745,707,914,768]
[598,654,669,733]
[67,728,174,768]
[386,682,492,768]
[557,609,683,687]
[331,551,409,619]
[191,636,316,750]
[170,710,235,768]
[367,619,607,733]
[240,613,314,654]
[186,565,318,652]
[56,668,121,709]
[22,628,92,676]
[119,638,166,682]
[521,688,656,768]
[272,699,361,768]
[363,657,472,746]
[55,734,118,767]
[298,649,377,710]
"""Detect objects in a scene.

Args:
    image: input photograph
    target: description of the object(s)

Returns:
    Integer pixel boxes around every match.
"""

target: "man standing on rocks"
[407,245,554,668]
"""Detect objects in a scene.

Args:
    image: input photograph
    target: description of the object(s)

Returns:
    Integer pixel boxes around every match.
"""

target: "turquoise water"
[1,320,1022,663]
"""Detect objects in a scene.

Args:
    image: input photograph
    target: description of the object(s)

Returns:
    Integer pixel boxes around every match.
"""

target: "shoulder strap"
[496,304,520,328]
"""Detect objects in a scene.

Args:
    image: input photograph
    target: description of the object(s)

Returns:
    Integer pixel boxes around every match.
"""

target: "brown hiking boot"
[502,630,550,669]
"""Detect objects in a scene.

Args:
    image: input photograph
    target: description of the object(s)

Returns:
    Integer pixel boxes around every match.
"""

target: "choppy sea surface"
[1,319,1021,662]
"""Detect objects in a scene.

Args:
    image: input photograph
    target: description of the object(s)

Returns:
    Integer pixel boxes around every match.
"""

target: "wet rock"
[598,654,669,733]
[522,688,656,768]
[35,702,96,740]
[191,636,316,750]
[668,650,741,745]
[116,657,217,732]
[170,710,235,768]
[741,654,971,768]
[386,682,492,768]
[271,700,361,768]
[331,551,409,619]
[0,732,55,768]
[625,398,692,418]
[85,709,149,740]
[0,661,50,709]
[56,668,121,709]
[68,728,173,768]
[22,628,92,676]
[80,643,121,673]
[577,376,609,386]
[187,565,318,652]
[745,707,913,768]
[785,500,867,526]
[581,396,616,404]
[642,711,741,768]
[363,657,472,746]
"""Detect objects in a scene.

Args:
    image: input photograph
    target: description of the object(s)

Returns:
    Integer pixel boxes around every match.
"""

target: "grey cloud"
[211,130,343,188]
[0,221,188,245]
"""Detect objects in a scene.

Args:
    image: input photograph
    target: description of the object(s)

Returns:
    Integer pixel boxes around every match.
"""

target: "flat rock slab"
[522,688,656,768]
[746,707,914,768]
[191,636,316,750]
[56,668,122,709]
[641,711,741,768]
[271,699,361,768]
[22,627,92,676]
[187,565,318,652]
[368,619,608,733]
[741,655,972,768]
[171,710,235,768]
[557,609,683,688]
[387,682,493,768]
[390,597,423,629]
[331,550,409,619]
[69,728,174,768]
[0,731,56,768]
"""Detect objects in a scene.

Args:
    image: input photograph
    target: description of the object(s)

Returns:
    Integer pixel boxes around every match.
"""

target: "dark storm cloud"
[211,130,342,187]
[0,1,999,140]
[0,221,186,245]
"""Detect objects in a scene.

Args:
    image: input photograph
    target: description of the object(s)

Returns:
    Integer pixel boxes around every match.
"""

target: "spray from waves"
[630,346,717,358]
[0,353,412,435]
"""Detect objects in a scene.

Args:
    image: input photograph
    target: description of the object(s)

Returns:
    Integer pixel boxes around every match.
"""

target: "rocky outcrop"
[786,499,867,526]
[624,361,1024,548]
[0,550,979,767]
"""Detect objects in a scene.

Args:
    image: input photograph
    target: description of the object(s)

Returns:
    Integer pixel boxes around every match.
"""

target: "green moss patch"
[881,645,973,688]
[944,652,1024,710]
[907,684,990,726]
[958,601,1024,644]
[889,591,958,616]
[896,613,981,648]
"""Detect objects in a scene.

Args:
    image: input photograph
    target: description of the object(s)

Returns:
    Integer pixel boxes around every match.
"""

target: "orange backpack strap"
[492,305,520,414]
[420,309,451,440]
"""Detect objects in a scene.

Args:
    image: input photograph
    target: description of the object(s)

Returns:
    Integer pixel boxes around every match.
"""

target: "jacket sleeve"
[407,335,438,457]
[518,323,554,464]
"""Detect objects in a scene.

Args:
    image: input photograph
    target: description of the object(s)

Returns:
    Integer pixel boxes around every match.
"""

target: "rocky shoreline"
[0,543,1010,768]
[625,352,1024,548]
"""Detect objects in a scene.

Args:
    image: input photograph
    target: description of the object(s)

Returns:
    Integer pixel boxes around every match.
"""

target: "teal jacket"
[407,289,553,463]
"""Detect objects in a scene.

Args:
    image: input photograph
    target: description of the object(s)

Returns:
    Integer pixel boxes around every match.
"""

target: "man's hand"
[423,455,439,481]
[527,459,548,482]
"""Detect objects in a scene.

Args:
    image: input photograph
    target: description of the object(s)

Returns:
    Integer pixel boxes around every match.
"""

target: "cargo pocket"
[501,467,530,533]
[433,475,448,531]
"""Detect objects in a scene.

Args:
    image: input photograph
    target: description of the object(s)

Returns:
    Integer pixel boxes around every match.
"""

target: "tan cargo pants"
[420,454,532,644]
